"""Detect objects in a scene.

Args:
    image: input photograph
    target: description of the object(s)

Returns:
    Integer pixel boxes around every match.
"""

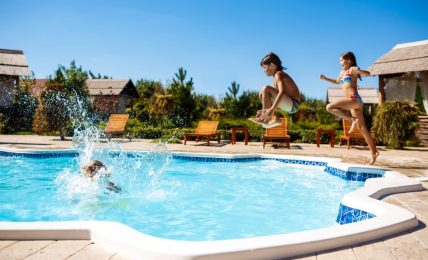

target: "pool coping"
[0,149,424,259]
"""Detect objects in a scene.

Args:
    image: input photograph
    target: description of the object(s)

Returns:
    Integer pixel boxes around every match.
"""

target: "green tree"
[2,74,38,132]
[194,94,218,120]
[221,82,261,118]
[88,71,110,79]
[167,67,196,127]
[236,90,261,118]
[131,79,164,122]
[221,81,240,117]
[32,61,90,140]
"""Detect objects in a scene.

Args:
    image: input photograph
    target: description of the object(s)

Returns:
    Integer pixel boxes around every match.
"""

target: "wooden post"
[378,75,386,106]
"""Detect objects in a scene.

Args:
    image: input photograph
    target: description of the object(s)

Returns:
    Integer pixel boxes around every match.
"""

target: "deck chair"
[184,121,220,146]
[339,118,366,150]
[104,114,131,141]
[263,118,290,148]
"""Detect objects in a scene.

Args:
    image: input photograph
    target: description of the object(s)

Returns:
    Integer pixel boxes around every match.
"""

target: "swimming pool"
[0,149,423,259]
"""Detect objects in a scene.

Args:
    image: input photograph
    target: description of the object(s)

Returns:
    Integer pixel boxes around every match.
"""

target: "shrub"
[0,113,8,134]
[371,101,420,149]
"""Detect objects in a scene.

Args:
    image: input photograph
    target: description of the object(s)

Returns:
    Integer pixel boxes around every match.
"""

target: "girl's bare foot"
[368,151,379,165]
[348,118,359,133]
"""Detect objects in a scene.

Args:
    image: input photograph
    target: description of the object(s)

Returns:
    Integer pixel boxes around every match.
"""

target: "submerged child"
[320,51,379,165]
[82,160,121,193]
[250,52,301,128]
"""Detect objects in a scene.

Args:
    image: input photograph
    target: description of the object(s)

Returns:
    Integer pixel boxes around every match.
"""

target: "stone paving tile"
[24,240,91,260]
[410,221,428,249]
[383,231,428,260]
[351,240,395,260]
[0,240,55,260]
[288,253,316,260]
[108,253,132,260]
[316,247,357,260]
[67,243,116,260]
[401,201,428,222]
[0,241,16,250]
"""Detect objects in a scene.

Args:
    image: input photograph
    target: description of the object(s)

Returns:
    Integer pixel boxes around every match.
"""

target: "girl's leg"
[326,98,359,120]
[351,109,379,165]
[326,99,360,132]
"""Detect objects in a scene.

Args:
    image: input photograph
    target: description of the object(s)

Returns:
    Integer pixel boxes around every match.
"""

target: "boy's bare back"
[275,71,300,101]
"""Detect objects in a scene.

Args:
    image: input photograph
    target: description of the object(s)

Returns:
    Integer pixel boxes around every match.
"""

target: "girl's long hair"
[341,51,362,80]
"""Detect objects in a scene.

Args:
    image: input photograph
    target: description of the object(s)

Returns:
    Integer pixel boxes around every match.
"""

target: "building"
[369,39,428,146]
[369,39,428,111]
[0,49,30,108]
[86,79,139,115]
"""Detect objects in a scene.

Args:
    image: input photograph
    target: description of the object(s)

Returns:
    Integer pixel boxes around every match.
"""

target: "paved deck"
[0,134,427,259]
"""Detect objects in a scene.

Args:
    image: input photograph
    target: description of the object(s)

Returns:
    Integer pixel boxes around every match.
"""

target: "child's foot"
[248,117,269,128]
[255,109,267,119]
[264,118,282,129]
[368,151,379,165]
[348,118,359,133]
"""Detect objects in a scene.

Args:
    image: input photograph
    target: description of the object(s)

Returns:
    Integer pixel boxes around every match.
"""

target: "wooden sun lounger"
[339,118,366,149]
[184,121,220,146]
[263,118,290,148]
[104,114,131,141]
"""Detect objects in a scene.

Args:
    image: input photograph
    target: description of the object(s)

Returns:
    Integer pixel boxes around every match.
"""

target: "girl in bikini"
[320,51,379,165]
[250,52,301,128]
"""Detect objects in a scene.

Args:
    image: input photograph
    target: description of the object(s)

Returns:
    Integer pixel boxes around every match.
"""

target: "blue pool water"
[0,152,363,241]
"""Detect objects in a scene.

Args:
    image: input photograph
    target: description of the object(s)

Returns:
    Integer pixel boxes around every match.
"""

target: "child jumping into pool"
[320,51,379,165]
[83,160,121,193]
[250,52,301,128]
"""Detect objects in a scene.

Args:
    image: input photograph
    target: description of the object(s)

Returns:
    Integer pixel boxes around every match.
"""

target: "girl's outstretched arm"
[320,74,339,84]
[350,66,371,77]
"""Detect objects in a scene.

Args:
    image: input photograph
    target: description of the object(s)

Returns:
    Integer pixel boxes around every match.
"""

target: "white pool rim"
[0,149,424,259]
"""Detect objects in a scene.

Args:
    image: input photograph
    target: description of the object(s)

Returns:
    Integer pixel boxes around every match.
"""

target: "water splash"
[52,92,173,201]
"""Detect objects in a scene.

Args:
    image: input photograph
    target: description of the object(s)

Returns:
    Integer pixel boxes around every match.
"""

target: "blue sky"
[1,0,427,99]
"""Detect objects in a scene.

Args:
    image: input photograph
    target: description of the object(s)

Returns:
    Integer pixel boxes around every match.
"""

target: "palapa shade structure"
[0,49,31,77]
[369,39,428,109]
[0,49,31,108]
[86,79,139,115]
[369,39,428,146]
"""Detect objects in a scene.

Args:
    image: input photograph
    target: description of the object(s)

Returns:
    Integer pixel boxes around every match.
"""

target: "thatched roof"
[0,49,31,76]
[86,79,139,97]
[327,87,378,104]
[369,39,428,75]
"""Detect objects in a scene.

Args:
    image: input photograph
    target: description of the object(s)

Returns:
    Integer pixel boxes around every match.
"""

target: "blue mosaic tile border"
[0,151,382,182]
[0,151,78,158]
[336,203,376,224]
[172,155,327,166]
[324,166,383,182]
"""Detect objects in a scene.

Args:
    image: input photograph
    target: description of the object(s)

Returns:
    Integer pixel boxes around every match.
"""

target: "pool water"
[0,153,363,241]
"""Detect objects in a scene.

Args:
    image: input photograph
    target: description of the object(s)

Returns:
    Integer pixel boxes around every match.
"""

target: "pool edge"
[0,149,424,259]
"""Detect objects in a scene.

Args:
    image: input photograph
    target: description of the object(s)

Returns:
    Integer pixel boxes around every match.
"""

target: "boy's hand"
[320,74,326,80]
[260,107,274,120]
